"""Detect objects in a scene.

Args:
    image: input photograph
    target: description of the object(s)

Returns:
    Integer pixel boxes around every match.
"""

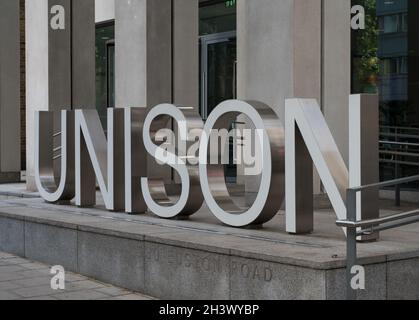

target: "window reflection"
[96,23,115,130]
[200,0,236,36]
[352,0,419,187]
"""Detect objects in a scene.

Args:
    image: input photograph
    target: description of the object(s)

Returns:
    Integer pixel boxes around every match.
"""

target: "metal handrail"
[378,135,419,205]
[337,175,419,300]
[381,126,419,131]
[337,209,419,230]
[380,132,419,140]
[380,140,419,148]
[381,150,419,158]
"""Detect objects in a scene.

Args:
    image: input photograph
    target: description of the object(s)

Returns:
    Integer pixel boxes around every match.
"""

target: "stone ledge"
[0,182,39,199]
[0,204,419,300]
[0,199,419,299]
[0,200,419,270]
[0,206,346,270]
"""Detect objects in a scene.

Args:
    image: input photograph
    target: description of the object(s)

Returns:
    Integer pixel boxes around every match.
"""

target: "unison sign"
[35,97,378,235]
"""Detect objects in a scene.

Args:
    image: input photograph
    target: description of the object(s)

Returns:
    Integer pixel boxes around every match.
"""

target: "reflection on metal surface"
[199,100,285,227]
[35,111,75,203]
[285,99,348,234]
[75,109,125,211]
[141,104,204,219]
[34,96,380,238]
[125,108,147,214]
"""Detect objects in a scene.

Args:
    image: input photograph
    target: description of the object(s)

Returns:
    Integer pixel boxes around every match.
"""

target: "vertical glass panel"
[207,39,237,115]
[95,23,115,129]
[200,1,238,182]
[107,44,115,109]
[352,0,419,187]
[383,15,400,33]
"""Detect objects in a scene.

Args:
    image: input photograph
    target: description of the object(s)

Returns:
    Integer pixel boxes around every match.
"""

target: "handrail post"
[346,189,358,300]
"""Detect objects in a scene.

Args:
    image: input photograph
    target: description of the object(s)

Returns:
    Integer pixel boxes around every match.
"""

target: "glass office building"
[352,0,419,188]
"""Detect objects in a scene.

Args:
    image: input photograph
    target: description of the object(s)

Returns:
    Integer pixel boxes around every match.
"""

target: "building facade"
[2,0,419,301]
[0,0,418,196]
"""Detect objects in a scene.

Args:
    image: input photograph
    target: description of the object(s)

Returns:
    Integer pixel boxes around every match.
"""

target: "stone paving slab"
[0,252,154,300]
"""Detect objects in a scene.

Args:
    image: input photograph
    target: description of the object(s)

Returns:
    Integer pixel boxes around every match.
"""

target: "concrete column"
[237,0,294,121]
[115,0,172,182]
[171,0,199,185]
[72,0,96,109]
[26,0,95,190]
[95,0,115,23]
[237,0,294,201]
[0,0,21,183]
[294,0,322,102]
[48,0,95,110]
[115,0,172,110]
[48,0,71,112]
[173,0,199,109]
[294,0,322,195]
[26,0,49,190]
[323,0,351,164]
[116,0,198,109]
[238,0,324,201]
[238,0,351,202]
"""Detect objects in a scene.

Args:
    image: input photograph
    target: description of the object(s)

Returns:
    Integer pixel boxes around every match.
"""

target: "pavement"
[0,251,154,300]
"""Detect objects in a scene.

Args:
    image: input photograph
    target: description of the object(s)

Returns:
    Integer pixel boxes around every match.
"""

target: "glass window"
[381,58,398,75]
[400,56,408,74]
[402,13,408,32]
[380,57,408,76]
[352,0,419,186]
[379,13,408,34]
[383,15,399,33]
[199,1,237,182]
[96,23,115,129]
[199,0,236,36]
[107,44,115,109]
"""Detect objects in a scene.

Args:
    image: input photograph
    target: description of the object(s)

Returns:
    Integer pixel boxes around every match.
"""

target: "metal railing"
[336,175,419,300]
[380,126,419,206]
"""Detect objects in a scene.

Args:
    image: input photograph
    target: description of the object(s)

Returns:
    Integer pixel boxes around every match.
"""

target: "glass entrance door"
[200,31,237,182]
[200,31,237,120]
[96,22,115,129]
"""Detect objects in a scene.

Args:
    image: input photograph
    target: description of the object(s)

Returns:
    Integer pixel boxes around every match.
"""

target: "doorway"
[200,31,237,120]
[95,22,115,130]
[200,31,237,182]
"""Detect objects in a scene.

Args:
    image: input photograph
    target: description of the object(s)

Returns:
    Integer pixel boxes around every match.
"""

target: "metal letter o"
[199,100,285,227]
